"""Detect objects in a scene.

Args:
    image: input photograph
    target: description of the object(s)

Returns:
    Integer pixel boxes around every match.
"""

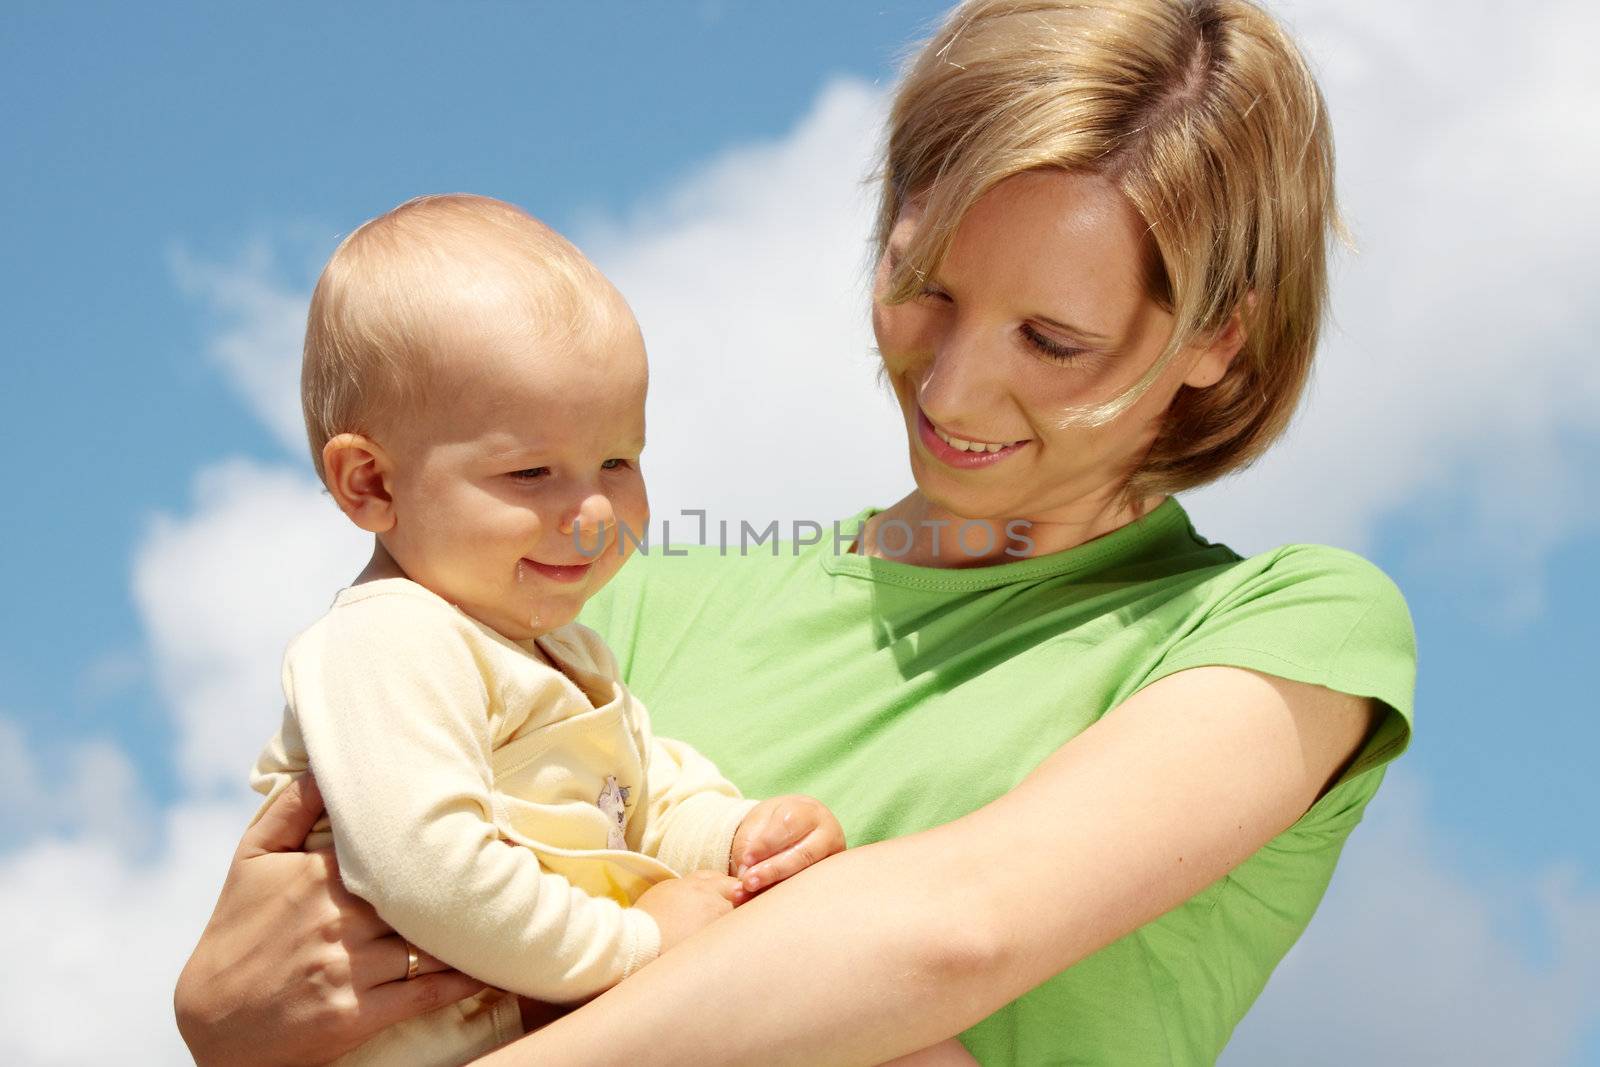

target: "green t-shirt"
[579,495,1416,1065]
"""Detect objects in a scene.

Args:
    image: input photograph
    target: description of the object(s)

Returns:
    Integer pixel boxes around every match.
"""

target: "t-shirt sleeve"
[1137,544,1418,816]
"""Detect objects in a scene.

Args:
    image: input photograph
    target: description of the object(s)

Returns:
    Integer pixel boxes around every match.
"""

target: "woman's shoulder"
[1206,542,1416,669]
[1215,540,1411,610]
[1140,538,1418,816]
[1158,538,1416,677]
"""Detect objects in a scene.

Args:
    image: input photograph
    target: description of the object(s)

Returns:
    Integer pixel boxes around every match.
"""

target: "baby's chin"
[440,592,569,644]
[513,594,589,640]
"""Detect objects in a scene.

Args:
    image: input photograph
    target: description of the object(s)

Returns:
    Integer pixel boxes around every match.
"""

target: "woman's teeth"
[934,426,1021,453]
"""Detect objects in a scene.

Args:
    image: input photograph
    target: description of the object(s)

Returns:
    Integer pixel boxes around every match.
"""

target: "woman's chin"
[908,461,1021,524]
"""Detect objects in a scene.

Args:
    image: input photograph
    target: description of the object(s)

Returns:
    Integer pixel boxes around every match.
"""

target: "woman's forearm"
[478,827,1008,1067]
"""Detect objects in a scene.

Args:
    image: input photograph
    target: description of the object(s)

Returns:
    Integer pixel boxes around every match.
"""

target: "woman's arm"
[477,665,1382,1066]
[174,775,486,1066]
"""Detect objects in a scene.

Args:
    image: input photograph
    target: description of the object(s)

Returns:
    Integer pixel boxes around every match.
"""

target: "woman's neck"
[857,489,1167,569]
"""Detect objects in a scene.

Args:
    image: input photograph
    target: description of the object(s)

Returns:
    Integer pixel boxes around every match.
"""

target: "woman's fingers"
[307,849,400,943]
[351,935,453,989]
[238,773,325,859]
[358,969,489,1032]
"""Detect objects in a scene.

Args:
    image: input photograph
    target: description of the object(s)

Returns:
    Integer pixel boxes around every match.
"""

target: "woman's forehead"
[901,170,1151,315]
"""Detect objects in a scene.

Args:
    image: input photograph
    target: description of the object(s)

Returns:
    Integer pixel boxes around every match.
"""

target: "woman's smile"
[916,407,1031,468]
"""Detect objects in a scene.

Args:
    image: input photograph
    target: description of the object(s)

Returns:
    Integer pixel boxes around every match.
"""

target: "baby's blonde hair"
[301,193,615,484]
[877,0,1343,500]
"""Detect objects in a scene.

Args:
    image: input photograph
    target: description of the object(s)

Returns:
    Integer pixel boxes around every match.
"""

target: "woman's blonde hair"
[877,0,1342,500]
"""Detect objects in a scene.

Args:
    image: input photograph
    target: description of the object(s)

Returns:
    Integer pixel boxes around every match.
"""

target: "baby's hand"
[634,870,741,955]
[729,794,846,903]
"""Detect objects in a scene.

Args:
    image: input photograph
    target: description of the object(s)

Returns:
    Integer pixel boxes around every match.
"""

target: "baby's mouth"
[518,558,594,584]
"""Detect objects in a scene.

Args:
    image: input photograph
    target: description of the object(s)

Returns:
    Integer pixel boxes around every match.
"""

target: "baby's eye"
[600,458,629,471]
[510,467,550,481]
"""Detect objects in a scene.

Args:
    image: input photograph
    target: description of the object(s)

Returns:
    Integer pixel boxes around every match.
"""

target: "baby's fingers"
[683,870,743,904]
[734,804,812,877]
[733,828,831,899]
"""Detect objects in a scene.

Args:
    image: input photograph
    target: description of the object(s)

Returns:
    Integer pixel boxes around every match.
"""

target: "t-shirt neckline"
[817,495,1198,591]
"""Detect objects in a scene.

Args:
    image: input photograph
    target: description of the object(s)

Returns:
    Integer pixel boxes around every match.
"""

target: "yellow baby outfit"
[251,577,757,1066]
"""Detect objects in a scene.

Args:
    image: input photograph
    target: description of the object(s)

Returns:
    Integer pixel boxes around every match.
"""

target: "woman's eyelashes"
[1019,324,1088,364]
[915,285,1089,365]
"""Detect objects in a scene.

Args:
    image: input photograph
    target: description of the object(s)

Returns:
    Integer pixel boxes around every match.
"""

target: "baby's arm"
[583,629,848,893]
[286,593,660,1004]
[636,732,759,875]
[564,625,758,876]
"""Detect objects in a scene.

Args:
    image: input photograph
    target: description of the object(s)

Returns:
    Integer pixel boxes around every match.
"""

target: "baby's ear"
[322,433,397,533]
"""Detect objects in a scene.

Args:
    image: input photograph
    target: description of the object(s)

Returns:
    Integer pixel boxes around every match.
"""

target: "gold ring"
[403,940,420,982]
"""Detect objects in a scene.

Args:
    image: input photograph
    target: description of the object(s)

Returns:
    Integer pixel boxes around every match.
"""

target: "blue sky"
[3,1,1597,1063]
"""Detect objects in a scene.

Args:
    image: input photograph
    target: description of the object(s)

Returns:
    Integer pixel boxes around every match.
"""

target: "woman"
[175,0,1416,1063]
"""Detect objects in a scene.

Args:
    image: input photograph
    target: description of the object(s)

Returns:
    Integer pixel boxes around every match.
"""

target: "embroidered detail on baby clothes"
[597,775,630,849]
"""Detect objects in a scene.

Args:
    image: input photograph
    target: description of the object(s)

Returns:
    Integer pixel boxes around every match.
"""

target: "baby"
[248,194,848,1065]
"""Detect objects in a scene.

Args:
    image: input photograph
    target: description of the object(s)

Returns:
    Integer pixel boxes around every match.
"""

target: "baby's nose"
[561,492,617,547]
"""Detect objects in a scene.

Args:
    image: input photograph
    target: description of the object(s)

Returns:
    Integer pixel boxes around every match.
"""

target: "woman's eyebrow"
[890,239,1113,344]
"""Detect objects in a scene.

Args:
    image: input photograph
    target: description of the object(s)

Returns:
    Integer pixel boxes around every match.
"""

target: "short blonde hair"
[877,0,1342,501]
[301,193,613,484]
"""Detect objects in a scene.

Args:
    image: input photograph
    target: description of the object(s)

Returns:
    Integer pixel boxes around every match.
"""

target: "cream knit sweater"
[251,577,757,1066]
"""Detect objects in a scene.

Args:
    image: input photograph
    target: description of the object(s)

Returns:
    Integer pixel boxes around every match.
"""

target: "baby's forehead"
[412,310,647,443]
[377,198,632,346]
[429,285,642,386]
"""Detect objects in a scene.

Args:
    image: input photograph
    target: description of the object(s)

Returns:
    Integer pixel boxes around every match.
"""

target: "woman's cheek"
[871,302,924,375]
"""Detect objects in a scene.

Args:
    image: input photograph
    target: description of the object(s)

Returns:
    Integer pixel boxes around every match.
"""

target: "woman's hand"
[173,775,486,1066]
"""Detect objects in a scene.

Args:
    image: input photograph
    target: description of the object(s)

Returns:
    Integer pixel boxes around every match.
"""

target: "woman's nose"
[918,320,996,416]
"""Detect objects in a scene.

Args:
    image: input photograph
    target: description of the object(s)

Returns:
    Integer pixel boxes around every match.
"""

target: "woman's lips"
[520,559,594,584]
[916,409,1029,469]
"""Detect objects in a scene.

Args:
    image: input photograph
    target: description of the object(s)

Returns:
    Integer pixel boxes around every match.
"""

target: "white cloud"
[131,458,370,795]
[1183,0,1600,622]
[0,460,363,1064]
[171,242,315,456]
[0,714,152,853]
[0,715,249,1063]
[1222,771,1600,1066]
[0,795,251,1066]
[579,77,904,529]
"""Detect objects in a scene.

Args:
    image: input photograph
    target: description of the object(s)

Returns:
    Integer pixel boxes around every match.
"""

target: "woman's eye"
[510,467,550,481]
[917,285,952,303]
[1021,324,1087,365]
[600,458,628,471]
